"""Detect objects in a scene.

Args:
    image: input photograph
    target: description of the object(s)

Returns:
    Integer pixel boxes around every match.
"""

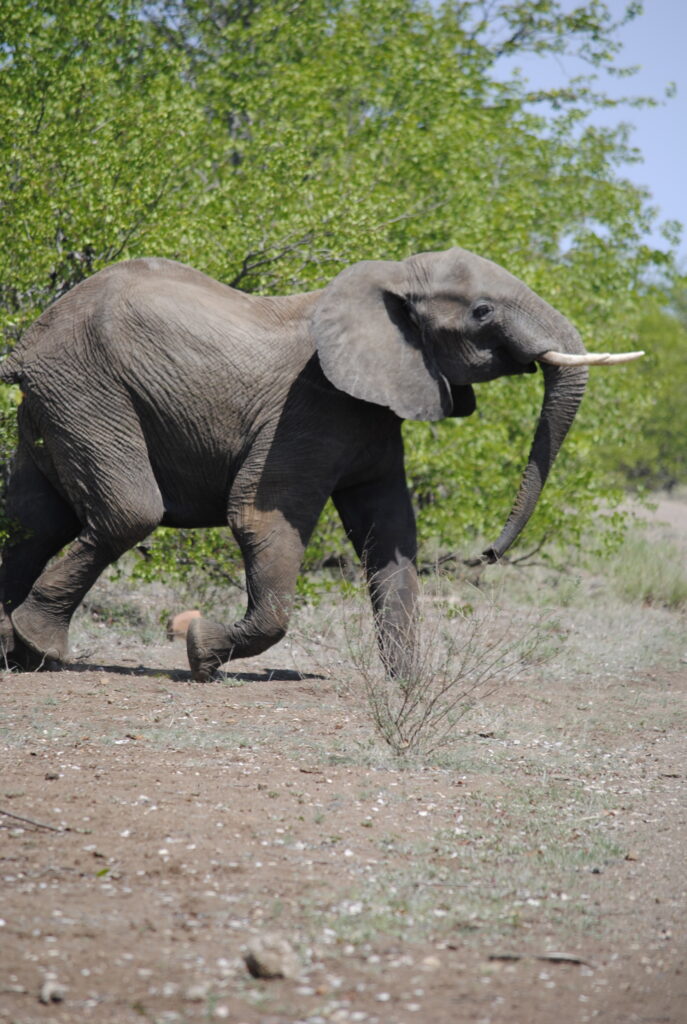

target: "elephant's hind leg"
[10,461,164,669]
[0,445,81,666]
[11,518,161,666]
[11,536,117,664]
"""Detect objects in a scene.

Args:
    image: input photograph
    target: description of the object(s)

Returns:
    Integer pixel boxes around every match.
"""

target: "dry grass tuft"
[609,530,687,609]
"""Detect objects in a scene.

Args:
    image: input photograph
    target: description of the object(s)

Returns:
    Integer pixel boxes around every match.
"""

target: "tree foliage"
[604,282,687,492]
[0,0,682,581]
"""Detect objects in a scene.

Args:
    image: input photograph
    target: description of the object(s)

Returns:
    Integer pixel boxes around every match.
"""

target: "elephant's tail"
[0,352,23,385]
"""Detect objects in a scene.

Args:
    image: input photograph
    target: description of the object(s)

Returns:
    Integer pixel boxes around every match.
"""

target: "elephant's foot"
[4,635,63,672]
[0,612,39,674]
[187,618,231,682]
[11,599,69,670]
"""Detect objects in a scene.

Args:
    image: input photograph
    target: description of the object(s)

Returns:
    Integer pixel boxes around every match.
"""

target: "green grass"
[307,776,624,947]
[609,531,687,609]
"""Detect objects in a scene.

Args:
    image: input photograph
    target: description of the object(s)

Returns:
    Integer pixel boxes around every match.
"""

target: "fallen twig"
[489,951,594,968]
[536,952,595,967]
[0,808,65,832]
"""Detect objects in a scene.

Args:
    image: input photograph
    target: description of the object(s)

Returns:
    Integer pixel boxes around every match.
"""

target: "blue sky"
[497,0,686,263]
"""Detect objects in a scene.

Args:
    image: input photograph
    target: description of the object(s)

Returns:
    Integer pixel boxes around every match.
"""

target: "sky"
[497,0,687,264]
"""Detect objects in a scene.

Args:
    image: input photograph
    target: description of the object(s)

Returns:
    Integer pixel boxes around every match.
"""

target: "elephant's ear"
[311,259,452,421]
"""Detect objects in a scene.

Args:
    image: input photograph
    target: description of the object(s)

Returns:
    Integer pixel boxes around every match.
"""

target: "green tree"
[0,0,202,342]
[603,283,687,491]
[0,0,680,579]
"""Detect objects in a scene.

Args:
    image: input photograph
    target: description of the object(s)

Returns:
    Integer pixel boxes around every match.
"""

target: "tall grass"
[610,531,687,609]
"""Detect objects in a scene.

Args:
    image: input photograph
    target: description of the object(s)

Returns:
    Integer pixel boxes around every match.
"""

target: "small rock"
[243,934,300,979]
[39,979,66,1004]
[185,983,210,1002]
[166,609,201,640]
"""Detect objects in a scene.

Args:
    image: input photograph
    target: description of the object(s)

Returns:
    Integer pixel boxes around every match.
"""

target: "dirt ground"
[1,496,686,1024]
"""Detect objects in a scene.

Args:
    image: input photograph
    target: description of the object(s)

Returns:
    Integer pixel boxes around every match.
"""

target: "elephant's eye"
[472,302,494,323]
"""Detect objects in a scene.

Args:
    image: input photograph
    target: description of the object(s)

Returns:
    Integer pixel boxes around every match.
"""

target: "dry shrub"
[338,579,555,757]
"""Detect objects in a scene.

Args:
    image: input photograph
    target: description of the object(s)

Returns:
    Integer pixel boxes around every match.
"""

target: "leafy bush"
[0,386,20,546]
[0,1,682,580]
[604,288,687,491]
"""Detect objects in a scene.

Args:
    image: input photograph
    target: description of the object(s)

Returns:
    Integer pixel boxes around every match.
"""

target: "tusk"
[539,350,645,367]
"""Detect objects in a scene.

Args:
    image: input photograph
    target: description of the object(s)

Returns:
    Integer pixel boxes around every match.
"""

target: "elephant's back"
[14,258,315,399]
[11,258,319,501]
[14,256,309,359]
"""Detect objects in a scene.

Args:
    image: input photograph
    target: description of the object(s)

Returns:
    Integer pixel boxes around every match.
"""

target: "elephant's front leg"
[333,475,419,680]
[186,509,307,681]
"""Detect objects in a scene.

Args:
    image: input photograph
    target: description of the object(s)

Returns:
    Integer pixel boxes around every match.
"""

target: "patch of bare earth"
[1,499,686,1023]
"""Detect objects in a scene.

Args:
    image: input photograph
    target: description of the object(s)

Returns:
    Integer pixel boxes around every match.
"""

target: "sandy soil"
[1,497,686,1024]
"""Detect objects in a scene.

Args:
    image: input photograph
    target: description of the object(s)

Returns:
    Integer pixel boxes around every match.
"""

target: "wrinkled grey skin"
[0,248,588,680]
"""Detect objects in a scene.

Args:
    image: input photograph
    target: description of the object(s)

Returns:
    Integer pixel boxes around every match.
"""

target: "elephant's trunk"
[479,362,589,563]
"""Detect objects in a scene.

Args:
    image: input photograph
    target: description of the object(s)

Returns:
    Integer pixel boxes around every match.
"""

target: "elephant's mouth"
[494,348,538,377]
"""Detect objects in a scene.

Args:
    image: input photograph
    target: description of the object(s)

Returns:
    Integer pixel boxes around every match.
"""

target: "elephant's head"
[312,247,641,562]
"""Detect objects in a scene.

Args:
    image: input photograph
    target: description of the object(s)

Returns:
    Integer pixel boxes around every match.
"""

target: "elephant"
[0,247,641,680]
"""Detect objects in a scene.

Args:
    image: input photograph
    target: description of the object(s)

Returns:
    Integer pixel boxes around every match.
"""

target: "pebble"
[39,979,66,1004]
[243,934,300,979]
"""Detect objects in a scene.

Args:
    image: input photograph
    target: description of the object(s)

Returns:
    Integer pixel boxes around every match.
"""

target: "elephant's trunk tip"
[464,547,500,568]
